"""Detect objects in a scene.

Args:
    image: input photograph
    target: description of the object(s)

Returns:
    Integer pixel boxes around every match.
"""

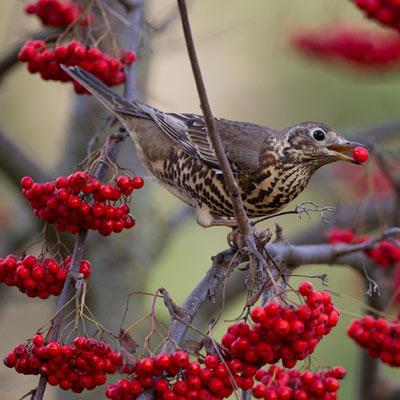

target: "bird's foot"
[229,225,272,249]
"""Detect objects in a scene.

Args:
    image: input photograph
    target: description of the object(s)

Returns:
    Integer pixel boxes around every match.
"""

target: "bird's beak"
[326,140,367,165]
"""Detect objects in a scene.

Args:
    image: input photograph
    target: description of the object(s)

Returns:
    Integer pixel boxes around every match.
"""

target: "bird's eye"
[312,129,325,141]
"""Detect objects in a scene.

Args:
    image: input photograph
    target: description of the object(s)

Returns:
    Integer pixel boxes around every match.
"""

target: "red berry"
[21,176,34,189]
[298,281,314,296]
[131,176,144,189]
[352,146,369,163]
[204,355,219,369]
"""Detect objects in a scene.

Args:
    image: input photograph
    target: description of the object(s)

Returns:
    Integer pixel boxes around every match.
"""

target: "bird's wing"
[149,112,272,174]
[61,67,270,172]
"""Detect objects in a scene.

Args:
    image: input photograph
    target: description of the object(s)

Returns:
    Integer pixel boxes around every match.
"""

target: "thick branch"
[167,240,375,348]
[176,0,252,236]
[165,249,237,348]
[358,289,385,400]
[124,0,144,101]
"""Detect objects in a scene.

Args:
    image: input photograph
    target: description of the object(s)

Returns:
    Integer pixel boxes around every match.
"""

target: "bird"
[63,66,365,228]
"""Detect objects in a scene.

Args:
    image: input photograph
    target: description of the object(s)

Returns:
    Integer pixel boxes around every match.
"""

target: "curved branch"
[0,128,50,183]
[167,239,377,349]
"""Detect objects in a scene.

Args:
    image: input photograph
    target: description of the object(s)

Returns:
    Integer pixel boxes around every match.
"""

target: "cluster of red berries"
[348,315,400,367]
[0,254,91,299]
[252,365,346,400]
[221,282,340,369]
[4,335,122,392]
[18,40,136,93]
[20,172,144,236]
[354,0,400,31]
[327,228,400,268]
[25,0,90,27]
[293,26,400,69]
[106,350,257,400]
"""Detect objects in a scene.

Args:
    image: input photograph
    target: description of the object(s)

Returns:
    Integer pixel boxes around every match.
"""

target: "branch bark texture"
[176,0,252,237]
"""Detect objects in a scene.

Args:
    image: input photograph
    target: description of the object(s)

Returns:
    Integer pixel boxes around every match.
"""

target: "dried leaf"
[118,329,138,370]
[182,339,203,355]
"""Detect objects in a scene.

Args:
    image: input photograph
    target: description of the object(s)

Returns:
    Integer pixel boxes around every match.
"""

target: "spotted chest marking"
[148,149,317,219]
[242,164,315,217]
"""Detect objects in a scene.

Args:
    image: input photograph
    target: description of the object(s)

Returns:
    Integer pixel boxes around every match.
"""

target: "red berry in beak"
[352,146,369,163]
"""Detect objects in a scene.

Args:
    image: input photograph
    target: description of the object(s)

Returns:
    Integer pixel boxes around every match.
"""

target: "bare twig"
[176,0,252,238]
[32,133,127,400]
[32,1,144,395]
[330,227,400,257]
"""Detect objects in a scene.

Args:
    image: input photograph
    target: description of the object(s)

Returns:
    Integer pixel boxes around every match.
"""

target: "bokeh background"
[0,0,399,399]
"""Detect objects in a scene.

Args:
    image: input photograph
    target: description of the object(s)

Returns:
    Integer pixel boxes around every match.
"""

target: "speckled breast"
[151,150,315,218]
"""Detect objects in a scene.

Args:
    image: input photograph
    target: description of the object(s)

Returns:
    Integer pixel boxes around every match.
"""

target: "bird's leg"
[204,218,238,227]
[195,207,237,228]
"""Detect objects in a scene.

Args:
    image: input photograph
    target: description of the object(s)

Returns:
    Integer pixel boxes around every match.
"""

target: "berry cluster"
[293,26,400,69]
[106,350,256,400]
[327,228,400,268]
[4,335,122,392]
[0,254,91,299]
[222,282,339,369]
[21,172,143,236]
[25,0,90,27]
[348,315,400,367]
[18,40,136,93]
[354,0,400,31]
[252,365,346,400]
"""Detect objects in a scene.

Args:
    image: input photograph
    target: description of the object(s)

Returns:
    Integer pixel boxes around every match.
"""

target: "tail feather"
[61,65,149,120]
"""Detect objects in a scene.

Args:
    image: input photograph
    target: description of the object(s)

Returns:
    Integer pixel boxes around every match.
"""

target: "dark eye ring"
[313,129,325,141]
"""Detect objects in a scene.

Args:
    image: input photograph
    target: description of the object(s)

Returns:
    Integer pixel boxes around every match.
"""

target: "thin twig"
[32,133,127,400]
[176,0,252,238]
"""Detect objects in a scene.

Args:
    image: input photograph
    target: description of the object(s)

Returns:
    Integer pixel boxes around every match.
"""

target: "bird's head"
[283,122,366,167]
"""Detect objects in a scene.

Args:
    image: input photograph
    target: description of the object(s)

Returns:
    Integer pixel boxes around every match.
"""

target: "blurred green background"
[0,0,400,399]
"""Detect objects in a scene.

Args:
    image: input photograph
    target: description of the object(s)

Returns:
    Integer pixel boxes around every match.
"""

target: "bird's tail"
[61,65,150,122]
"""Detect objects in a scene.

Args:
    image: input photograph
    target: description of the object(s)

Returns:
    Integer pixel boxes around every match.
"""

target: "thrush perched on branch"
[64,66,365,228]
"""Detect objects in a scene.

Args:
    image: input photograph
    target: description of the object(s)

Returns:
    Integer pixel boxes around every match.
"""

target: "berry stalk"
[32,133,126,400]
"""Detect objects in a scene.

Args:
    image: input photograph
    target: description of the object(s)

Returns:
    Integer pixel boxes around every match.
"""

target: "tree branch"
[0,128,50,183]
[124,0,145,101]
[164,248,238,349]
[32,133,127,400]
[33,3,146,396]
[166,237,379,350]
[176,0,252,237]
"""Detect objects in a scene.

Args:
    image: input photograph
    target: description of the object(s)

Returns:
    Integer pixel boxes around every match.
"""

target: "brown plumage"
[64,66,365,227]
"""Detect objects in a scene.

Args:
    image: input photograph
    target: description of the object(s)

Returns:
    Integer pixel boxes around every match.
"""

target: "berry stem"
[176,0,253,239]
[32,133,126,400]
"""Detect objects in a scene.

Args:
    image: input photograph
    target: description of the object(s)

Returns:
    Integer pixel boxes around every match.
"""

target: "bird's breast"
[240,164,314,217]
